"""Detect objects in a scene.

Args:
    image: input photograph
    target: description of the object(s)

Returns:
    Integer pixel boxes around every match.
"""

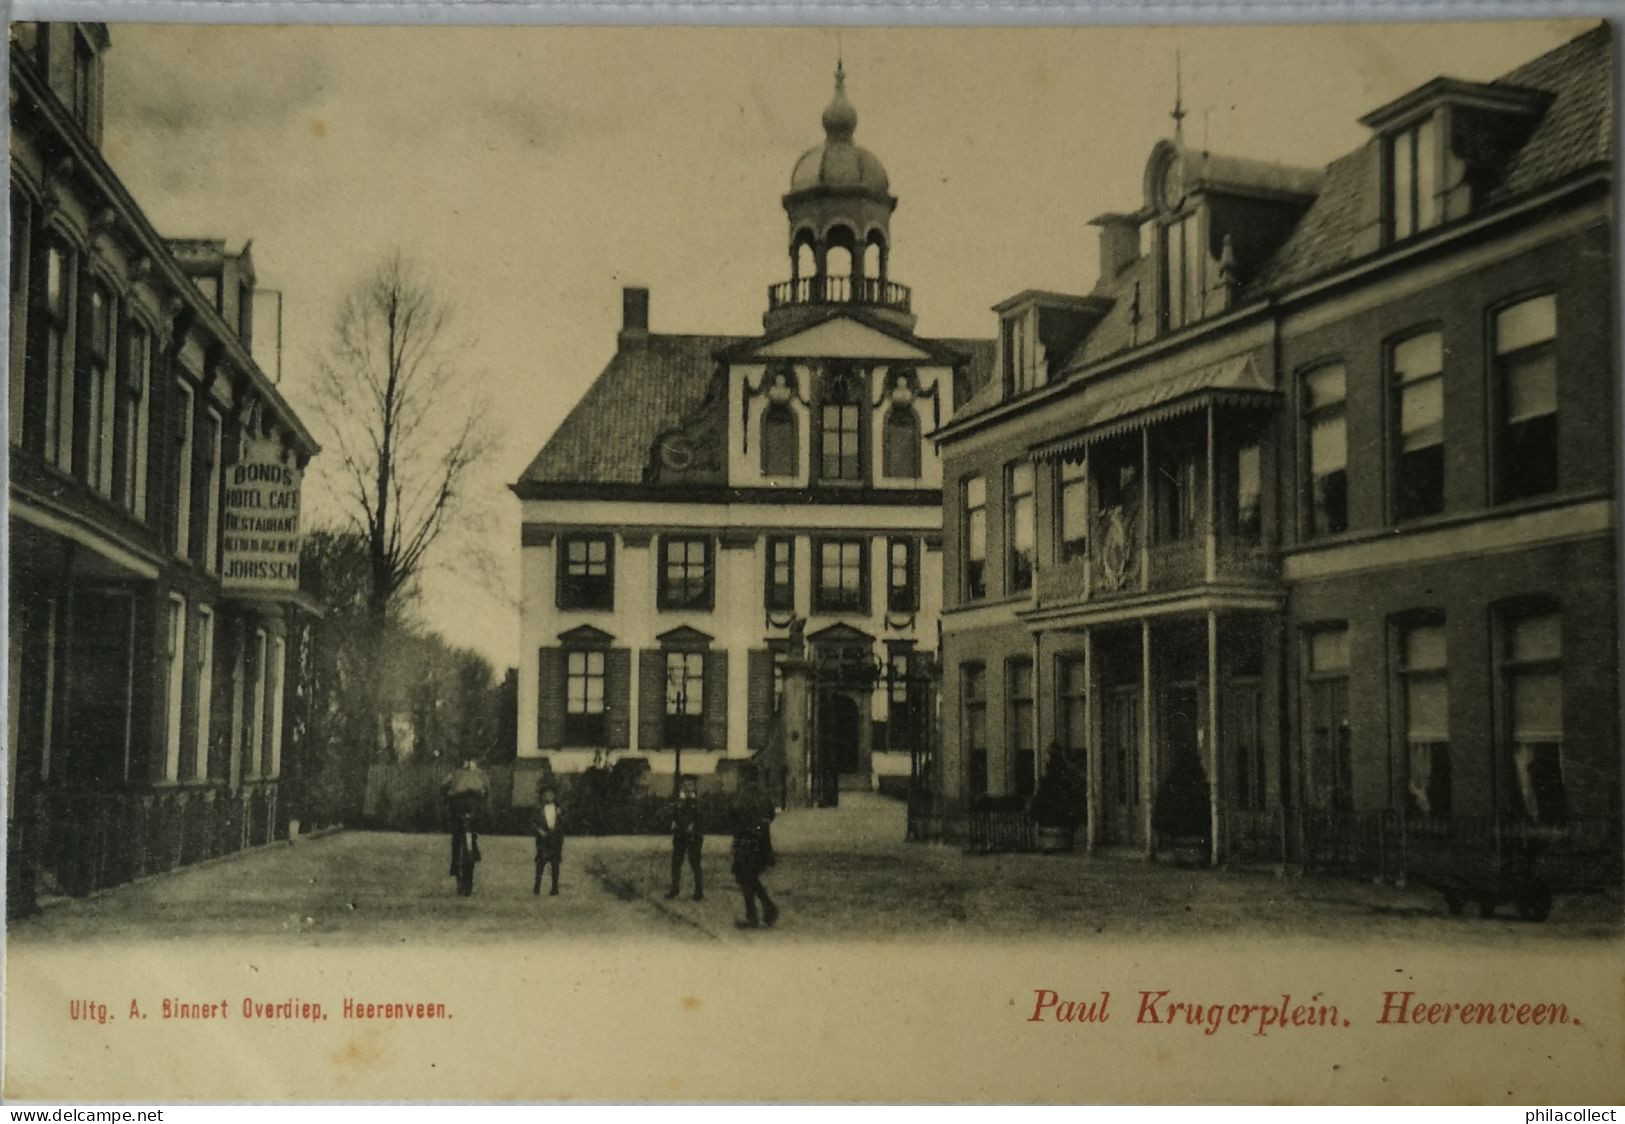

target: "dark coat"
[533,804,565,861]
[729,789,776,875]
[671,796,704,844]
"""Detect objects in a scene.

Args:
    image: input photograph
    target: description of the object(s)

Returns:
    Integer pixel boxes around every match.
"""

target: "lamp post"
[668,664,686,798]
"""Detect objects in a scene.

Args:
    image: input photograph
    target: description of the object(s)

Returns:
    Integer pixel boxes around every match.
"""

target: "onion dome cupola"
[766,62,916,332]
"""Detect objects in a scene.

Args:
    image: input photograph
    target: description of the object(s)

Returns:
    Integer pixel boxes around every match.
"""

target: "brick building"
[8,23,321,912]
[933,26,1617,864]
[511,66,991,802]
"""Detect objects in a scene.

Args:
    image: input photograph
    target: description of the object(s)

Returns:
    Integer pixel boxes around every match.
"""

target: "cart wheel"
[1516,882,1552,923]
[1443,891,1465,916]
[1477,898,1497,919]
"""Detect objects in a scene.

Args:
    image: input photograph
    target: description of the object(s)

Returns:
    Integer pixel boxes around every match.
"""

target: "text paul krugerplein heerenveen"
[1025,988,1583,1037]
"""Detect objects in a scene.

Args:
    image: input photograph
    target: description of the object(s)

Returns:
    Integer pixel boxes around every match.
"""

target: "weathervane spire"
[1171,48,1186,143]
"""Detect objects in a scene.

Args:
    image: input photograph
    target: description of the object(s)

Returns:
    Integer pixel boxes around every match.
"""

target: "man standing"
[442,756,490,880]
[533,786,565,896]
[730,774,779,929]
[666,775,704,901]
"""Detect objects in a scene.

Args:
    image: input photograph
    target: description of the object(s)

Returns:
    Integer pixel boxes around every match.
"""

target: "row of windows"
[959,603,1565,823]
[552,642,922,750]
[961,290,1561,597]
[10,193,234,576]
[1302,292,1559,537]
[556,533,922,616]
[160,597,284,785]
[960,441,1265,602]
[1304,604,1564,823]
[756,367,926,483]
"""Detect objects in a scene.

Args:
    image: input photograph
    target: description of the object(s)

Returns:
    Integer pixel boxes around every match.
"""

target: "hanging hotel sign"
[221,437,303,592]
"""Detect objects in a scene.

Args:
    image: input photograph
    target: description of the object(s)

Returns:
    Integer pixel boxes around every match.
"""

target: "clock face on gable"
[1158,152,1185,212]
[658,434,695,472]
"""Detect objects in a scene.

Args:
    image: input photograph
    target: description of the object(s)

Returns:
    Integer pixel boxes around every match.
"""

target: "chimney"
[619,286,650,346]
[1089,213,1141,286]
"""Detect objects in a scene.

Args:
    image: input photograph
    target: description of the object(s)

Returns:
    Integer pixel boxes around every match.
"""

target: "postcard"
[5,16,1622,1103]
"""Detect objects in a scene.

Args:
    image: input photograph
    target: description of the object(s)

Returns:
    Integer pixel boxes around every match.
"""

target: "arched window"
[792,230,817,284]
[818,367,864,482]
[825,225,857,299]
[865,230,886,284]
[882,404,921,479]
[761,404,798,478]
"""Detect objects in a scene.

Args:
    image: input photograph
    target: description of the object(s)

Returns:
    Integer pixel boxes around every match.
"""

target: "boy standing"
[666,775,704,901]
[533,787,565,896]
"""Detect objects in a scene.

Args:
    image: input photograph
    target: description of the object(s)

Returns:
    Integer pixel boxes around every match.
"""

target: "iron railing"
[767,274,912,312]
[1302,810,1620,891]
[6,781,283,918]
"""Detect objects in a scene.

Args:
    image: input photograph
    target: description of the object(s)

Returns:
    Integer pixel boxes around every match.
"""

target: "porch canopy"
[1032,352,1277,460]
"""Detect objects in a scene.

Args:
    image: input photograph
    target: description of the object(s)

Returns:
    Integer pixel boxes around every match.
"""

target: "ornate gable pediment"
[806,622,875,646]
[656,625,714,649]
[558,625,615,647]
[753,317,933,362]
[644,365,729,486]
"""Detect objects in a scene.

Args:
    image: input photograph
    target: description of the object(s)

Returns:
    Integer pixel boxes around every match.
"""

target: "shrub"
[1029,743,1086,830]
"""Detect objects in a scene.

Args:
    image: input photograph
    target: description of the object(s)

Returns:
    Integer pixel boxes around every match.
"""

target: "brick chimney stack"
[1089,213,1141,287]
[619,286,650,347]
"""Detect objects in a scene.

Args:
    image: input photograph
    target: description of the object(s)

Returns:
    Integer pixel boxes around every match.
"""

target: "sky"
[98,18,1592,671]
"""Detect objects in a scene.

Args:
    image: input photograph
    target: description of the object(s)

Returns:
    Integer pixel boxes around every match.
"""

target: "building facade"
[512,67,992,802]
[7,23,320,913]
[934,27,1617,864]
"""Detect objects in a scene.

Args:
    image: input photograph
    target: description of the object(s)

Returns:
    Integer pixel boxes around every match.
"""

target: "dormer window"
[1385,116,1441,242]
[1162,212,1201,332]
[72,29,99,134]
[1002,314,1036,396]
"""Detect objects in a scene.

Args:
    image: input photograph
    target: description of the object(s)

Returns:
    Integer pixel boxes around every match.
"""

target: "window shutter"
[536,647,564,749]
[605,647,631,748]
[704,650,729,751]
[746,649,773,749]
[638,649,664,750]
[860,538,872,616]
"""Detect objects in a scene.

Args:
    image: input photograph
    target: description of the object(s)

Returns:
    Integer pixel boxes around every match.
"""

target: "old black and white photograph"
[3,15,1621,1103]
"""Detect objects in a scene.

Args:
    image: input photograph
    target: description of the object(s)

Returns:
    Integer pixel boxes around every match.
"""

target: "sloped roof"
[1490,23,1613,199]
[1035,352,1275,457]
[1254,23,1611,293]
[517,334,745,487]
[518,327,995,488]
[951,24,1611,430]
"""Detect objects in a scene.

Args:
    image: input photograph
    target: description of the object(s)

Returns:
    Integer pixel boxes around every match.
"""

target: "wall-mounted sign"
[221,437,303,592]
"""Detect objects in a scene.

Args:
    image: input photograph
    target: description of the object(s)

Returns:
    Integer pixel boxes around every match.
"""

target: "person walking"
[665,775,704,901]
[453,812,481,897]
[730,775,779,929]
[533,786,565,896]
[442,756,490,882]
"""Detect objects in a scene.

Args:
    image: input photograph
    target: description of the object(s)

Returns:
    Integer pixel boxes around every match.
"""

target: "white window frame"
[250,627,268,777]
[194,606,214,781]
[44,241,75,472]
[87,281,117,496]
[124,323,151,520]
[165,594,187,782]
[174,381,194,560]
[268,635,286,779]
[204,407,223,574]
[10,192,31,447]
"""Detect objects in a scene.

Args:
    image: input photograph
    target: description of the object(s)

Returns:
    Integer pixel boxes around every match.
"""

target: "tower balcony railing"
[768,274,912,312]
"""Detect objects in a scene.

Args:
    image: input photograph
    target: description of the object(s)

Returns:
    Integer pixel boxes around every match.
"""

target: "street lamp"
[667,664,686,797]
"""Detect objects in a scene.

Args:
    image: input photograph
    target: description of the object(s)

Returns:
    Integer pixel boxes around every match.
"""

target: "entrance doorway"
[65,590,135,787]
[818,692,862,777]
[1100,685,1141,845]
[1154,682,1210,844]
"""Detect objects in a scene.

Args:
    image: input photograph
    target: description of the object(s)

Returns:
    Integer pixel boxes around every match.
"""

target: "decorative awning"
[1034,353,1278,460]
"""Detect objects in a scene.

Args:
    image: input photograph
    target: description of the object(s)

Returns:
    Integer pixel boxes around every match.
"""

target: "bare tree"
[309,251,496,626]
[306,253,497,762]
